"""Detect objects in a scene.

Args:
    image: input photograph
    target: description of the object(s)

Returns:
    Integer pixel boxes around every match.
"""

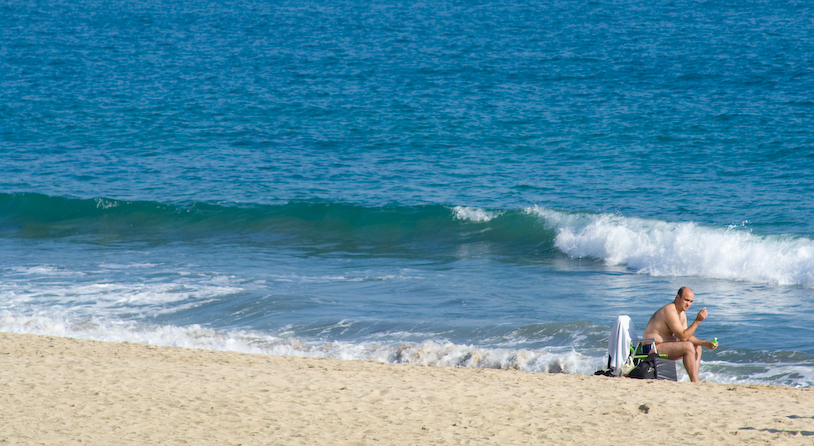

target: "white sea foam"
[0,312,603,374]
[0,313,809,386]
[267,273,423,283]
[98,263,158,269]
[94,198,119,209]
[699,361,814,388]
[0,279,242,315]
[8,265,86,276]
[526,206,814,287]
[268,274,344,283]
[451,206,502,223]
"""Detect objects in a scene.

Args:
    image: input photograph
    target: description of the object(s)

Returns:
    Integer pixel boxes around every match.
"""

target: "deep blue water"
[2,0,813,386]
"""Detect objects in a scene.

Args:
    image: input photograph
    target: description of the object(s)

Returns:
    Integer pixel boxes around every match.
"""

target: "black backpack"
[627,353,657,379]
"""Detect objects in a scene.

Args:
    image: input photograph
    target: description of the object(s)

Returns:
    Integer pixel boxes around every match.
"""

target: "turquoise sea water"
[2,0,813,386]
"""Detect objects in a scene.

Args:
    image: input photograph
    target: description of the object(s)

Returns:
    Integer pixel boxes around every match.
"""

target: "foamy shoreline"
[1,332,812,445]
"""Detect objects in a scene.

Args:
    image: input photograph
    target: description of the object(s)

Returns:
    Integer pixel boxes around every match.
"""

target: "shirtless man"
[642,287,717,382]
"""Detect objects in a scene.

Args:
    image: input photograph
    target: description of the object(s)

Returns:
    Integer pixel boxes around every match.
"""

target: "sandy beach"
[1,332,811,445]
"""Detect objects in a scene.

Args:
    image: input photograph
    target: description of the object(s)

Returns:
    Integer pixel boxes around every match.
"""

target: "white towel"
[607,315,638,376]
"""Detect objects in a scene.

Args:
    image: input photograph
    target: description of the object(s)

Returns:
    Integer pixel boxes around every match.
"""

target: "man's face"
[678,291,694,311]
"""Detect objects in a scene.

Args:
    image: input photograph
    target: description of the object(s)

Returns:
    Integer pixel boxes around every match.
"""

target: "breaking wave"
[2,193,812,286]
[528,206,814,287]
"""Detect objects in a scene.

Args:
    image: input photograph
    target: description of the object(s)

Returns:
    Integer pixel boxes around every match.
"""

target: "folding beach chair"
[595,315,637,377]
[595,316,678,381]
[628,338,678,381]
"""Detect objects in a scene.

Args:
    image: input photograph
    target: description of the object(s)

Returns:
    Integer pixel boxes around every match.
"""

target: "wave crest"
[527,206,814,287]
[451,206,502,223]
[3,193,813,287]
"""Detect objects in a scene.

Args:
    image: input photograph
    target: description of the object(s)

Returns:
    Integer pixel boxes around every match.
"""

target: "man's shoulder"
[658,302,676,314]
[654,302,680,322]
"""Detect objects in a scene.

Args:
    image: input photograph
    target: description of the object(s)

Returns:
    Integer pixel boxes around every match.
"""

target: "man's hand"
[695,307,708,322]
[706,339,718,349]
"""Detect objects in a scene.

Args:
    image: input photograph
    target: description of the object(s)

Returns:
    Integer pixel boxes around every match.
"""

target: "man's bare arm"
[688,335,717,349]
[667,308,707,341]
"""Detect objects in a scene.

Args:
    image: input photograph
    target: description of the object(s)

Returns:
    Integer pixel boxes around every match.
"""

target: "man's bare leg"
[656,341,700,382]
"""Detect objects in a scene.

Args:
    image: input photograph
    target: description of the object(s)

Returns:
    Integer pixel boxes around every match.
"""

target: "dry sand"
[1,332,812,445]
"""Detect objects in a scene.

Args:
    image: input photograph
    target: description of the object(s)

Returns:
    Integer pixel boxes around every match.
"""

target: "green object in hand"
[712,337,718,348]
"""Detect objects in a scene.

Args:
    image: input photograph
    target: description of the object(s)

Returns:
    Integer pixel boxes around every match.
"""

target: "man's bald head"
[677,286,694,299]
[674,286,695,311]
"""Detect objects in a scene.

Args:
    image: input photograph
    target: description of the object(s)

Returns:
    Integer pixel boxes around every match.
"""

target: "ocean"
[2,0,813,387]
